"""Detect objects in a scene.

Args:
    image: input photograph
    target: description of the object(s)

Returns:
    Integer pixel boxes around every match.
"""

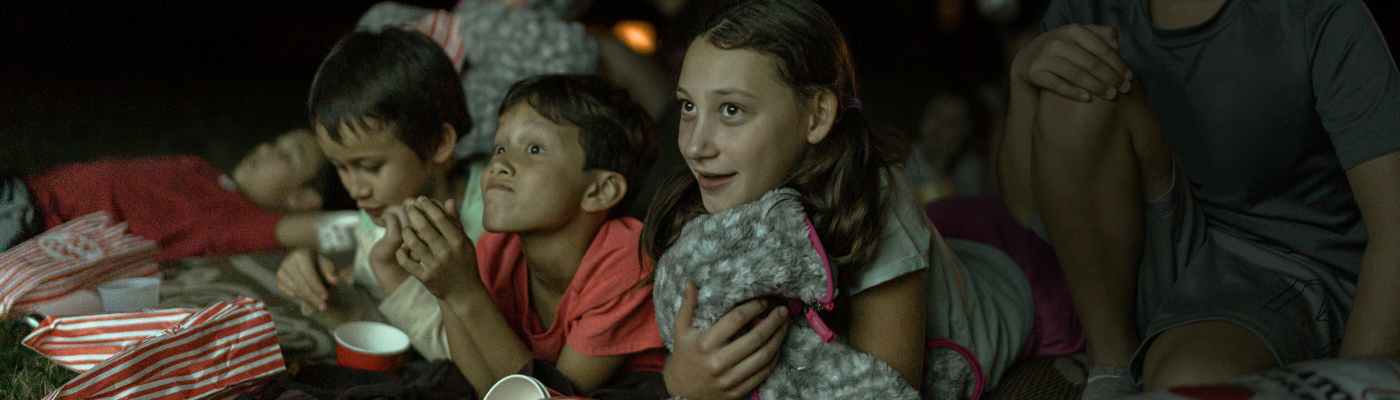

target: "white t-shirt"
[351,162,487,360]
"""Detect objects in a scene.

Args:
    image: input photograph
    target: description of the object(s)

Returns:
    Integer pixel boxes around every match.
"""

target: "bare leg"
[1142,321,1278,391]
[1002,84,1172,370]
[998,87,1039,228]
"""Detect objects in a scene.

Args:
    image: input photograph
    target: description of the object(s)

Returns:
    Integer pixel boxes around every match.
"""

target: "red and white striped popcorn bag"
[23,297,286,400]
[405,9,467,72]
[0,211,159,316]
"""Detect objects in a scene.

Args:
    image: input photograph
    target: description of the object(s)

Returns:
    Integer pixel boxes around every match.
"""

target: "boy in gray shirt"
[996,0,1400,398]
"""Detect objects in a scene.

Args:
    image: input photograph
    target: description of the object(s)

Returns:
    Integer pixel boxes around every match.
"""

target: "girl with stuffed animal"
[641,0,1077,398]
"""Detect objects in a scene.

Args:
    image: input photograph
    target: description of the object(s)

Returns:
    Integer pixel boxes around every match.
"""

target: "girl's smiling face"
[676,40,815,213]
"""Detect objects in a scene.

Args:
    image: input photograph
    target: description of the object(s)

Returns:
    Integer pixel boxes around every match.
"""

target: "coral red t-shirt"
[476,217,666,373]
[21,156,284,262]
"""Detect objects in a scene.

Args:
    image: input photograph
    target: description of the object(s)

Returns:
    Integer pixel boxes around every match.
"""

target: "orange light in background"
[613,20,657,55]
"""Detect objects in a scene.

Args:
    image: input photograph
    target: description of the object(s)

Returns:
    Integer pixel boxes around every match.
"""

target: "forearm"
[274,213,323,249]
[1339,240,1400,357]
[443,287,536,382]
[438,298,501,395]
[369,259,411,296]
[1339,153,1400,358]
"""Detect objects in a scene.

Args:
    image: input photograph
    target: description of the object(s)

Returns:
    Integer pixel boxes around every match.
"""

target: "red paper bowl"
[333,321,410,372]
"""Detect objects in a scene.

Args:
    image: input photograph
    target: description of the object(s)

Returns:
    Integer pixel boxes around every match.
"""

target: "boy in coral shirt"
[386,74,663,397]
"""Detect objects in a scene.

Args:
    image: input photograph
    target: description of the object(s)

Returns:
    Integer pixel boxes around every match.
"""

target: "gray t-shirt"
[1043,0,1400,275]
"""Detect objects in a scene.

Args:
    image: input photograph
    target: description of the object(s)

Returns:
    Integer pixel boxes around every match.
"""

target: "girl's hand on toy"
[275,248,338,310]
[397,197,480,299]
[1011,23,1133,102]
[664,280,791,400]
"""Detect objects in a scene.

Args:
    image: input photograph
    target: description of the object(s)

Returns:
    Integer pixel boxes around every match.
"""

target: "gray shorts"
[1033,167,1355,374]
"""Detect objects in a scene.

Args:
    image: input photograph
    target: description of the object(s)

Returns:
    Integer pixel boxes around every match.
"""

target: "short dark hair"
[308,27,471,160]
[499,74,659,218]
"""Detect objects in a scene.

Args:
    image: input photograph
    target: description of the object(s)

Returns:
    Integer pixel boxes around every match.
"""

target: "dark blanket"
[238,359,667,400]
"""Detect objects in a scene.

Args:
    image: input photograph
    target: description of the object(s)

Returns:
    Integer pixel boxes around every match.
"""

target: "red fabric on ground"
[22,156,284,262]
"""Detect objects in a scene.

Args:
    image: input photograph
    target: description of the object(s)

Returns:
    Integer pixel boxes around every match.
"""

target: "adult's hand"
[1010,23,1133,102]
[664,281,791,400]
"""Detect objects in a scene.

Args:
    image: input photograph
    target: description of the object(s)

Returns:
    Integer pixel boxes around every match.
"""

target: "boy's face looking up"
[316,119,445,226]
[233,130,326,212]
[482,104,602,234]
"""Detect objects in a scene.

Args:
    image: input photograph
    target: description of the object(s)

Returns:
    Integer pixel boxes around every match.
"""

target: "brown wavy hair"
[641,0,908,299]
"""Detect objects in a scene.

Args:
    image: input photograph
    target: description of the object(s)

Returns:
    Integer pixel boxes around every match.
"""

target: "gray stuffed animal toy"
[653,188,921,399]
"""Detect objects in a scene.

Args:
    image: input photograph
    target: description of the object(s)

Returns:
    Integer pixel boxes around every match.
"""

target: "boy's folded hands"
[391,197,482,300]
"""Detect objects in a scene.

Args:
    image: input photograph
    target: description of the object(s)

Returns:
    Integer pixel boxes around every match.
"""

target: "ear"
[804,90,839,144]
[285,188,324,212]
[432,123,459,165]
[580,171,627,214]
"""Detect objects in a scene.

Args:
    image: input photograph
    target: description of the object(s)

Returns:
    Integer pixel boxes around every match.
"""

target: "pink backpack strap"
[799,216,837,342]
[928,338,986,400]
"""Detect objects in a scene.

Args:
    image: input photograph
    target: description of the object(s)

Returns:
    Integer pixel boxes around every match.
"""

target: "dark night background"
[1,0,1396,188]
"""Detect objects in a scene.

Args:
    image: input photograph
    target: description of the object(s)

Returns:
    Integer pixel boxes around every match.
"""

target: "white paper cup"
[483,374,551,400]
[97,277,161,312]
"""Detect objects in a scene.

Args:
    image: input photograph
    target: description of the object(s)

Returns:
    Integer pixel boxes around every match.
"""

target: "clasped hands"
[369,197,482,300]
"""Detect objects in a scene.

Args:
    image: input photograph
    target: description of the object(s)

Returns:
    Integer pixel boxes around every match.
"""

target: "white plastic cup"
[482,374,551,400]
[97,277,161,312]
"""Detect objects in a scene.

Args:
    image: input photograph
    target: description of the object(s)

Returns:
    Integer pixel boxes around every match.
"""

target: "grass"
[1,318,78,400]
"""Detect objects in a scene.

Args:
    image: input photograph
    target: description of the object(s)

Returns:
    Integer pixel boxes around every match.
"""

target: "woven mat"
[986,354,1090,400]
[158,251,387,369]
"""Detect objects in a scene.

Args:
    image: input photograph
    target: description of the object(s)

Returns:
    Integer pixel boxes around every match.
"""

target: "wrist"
[661,363,690,400]
[369,260,409,293]
[442,286,489,317]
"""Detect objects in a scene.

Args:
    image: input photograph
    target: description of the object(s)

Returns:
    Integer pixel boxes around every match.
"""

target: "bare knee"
[1032,87,1172,198]
[1141,321,1279,391]
[1032,91,1127,157]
